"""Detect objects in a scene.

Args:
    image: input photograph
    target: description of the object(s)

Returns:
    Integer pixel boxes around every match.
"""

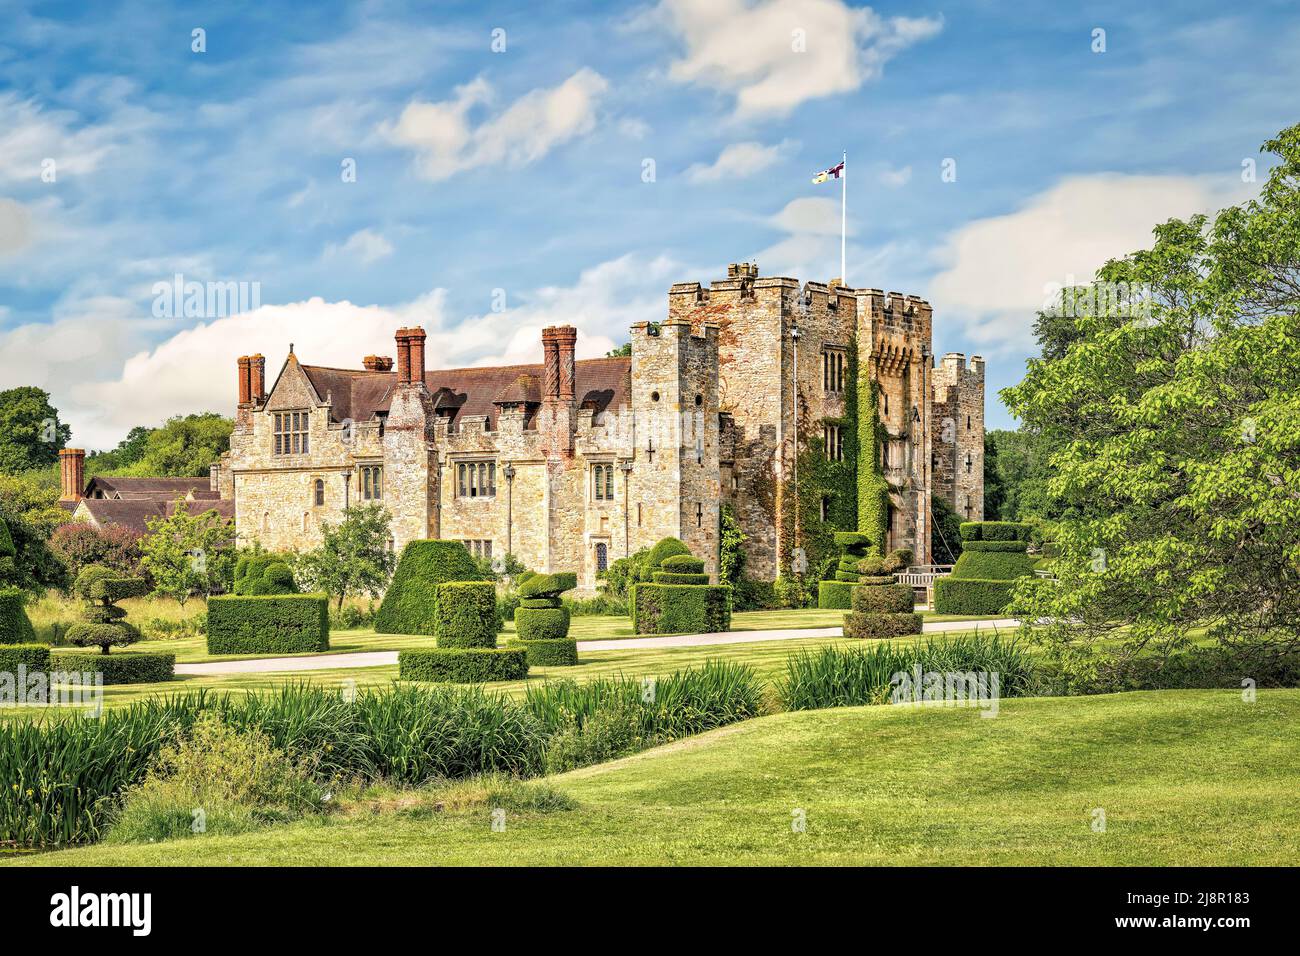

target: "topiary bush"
[515,606,571,641]
[637,537,691,582]
[661,554,706,574]
[51,651,176,685]
[817,580,856,609]
[514,573,579,665]
[842,549,920,639]
[433,581,498,648]
[233,553,299,595]
[374,540,482,634]
[934,522,1035,615]
[207,594,330,655]
[850,581,915,614]
[398,647,528,683]
[517,572,577,604]
[66,565,150,654]
[842,611,924,639]
[820,532,877,605]
[0,587,36,644]
[512,636,580,667]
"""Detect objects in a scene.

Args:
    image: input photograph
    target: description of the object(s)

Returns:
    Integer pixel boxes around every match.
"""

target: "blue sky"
[1,0,1297,448]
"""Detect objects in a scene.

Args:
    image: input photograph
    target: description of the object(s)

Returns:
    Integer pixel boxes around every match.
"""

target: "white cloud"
[654,0,941,117]
[47,255,678,448]
[383,69,608,181]
[0,198,33,254]
[686,140,789,183]
[879,164,911,187]
[0,93,118,183]
[325,228,394,265]
[927,174,1258,352]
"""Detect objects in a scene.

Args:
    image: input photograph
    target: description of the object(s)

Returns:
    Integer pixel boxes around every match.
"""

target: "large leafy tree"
[1003,125,1300,679]
[291,503,396,610]
[140,501,235,605]
[0,386,70,474]
[119,413,233,478]
[0,473,71,592]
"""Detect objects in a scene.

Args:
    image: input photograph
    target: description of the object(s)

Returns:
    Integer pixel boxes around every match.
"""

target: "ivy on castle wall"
[857,378,890,555]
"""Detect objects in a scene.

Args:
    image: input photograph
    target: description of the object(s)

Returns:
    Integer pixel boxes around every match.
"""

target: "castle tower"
[386,326,439,550]
[931,353,985,525]
[629,319,722,575]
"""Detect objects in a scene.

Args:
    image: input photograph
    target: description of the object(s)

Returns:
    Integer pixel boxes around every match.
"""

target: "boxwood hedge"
[933,577,1017,615]
[842,611,924,640]
[948,550,1038,580]
[660,554,706,574]
[515,606,570,641]
[817,580,856,609]
[398,647,528,683]
[434,581,498,648]
[514,637,579,666]
[959,521,1032,542]
[207,594,330,655]
[654,571,710,585]
[631,583,732,634]
[850,582,914,614]
[51,651,176,685]
[375,540,482,635]
[0,642,50,674]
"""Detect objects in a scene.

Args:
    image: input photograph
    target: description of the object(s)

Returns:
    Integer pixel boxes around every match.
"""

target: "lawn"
[14,689,1297,866]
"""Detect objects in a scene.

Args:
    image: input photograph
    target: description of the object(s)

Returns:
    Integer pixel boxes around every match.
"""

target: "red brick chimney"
[554,325,576,403]
[249,354,266,404]
[363,355,394,372]
[59,448,85,503]
[237,356,252,406]
[540,325,577,459]
[541,327,560,398]
[395,327,426,386]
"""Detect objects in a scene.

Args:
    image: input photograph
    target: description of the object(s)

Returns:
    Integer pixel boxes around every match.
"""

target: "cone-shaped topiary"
[375,540,482,634]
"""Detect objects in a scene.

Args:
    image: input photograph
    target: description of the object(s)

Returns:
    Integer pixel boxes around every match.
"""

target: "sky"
[1,0,1297,449]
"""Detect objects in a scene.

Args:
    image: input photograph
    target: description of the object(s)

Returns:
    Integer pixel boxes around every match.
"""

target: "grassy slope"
[15,689,1299,866]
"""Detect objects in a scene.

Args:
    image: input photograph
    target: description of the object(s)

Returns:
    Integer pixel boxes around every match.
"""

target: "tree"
[50,522,143,580]
[87,426,151,473]
[606,342,632,357]
[0,386,70,474]
[139,500,235,605]
[930,494,963,565]
[1002,124,1300,680]
[106,413,234,478]
[0,473,70,593]
[291,504,395,610]
[718,503,747,587]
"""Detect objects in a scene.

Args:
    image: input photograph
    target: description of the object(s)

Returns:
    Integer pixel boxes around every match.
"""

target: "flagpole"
[840,150,847,285]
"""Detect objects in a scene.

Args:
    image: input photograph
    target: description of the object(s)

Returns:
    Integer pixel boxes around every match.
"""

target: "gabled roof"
[299,355,631,429]
[76,497,234,537]
[84,476,212,500]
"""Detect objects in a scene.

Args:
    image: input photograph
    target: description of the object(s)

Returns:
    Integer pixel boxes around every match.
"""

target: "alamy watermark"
[1,665,105,714]
[1042,277,1152,320]
[152,273,261,319]
[890,664,1001,717]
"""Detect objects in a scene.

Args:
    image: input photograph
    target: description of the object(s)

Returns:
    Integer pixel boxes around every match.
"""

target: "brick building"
[215,264,984,588]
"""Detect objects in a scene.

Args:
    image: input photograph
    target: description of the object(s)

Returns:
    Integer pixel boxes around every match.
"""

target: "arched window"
[314,479,325,507]
[595,542,608,573]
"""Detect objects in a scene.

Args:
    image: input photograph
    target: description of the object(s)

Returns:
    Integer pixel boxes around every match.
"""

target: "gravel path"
[173,618,1021,676]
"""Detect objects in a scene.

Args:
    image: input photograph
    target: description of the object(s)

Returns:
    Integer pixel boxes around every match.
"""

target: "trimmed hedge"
[960,521,1032,542]
[398,647,528,683]
[517,572,577,601]
[631,583,732,635]
[843,611,924,640]
[520,597,556,609]
[375,540,482,634]
[933,577,1016,615]
[962,539,1028,552]
[514,637,579,667]
[851,582,914,614]
[515,606,571,642]
[234,553,299,595]
[51,651,175,685]
[207,594,330,655]
[434,581,498,648]
[0,643,50,674]
[661,554,706,574]
[949,550,1038,580]
[639,537,691,581]
[817,580,857,609]
[653,571,710,585]
[0,588,36,644]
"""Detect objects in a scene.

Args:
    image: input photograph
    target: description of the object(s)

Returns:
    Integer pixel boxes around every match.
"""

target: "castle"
[201,264,983,589]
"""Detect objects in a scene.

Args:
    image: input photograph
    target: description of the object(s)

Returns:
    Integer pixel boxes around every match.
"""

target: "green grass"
[13,689,1297,866]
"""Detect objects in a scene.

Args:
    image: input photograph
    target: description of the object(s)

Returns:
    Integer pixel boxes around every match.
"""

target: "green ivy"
[857,379,889,553]
[718,504,747,587]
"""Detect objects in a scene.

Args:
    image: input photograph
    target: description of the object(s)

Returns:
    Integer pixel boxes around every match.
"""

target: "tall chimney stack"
[554,326,577,404]
[249,354,266,404]
[394,327,427,385]
[541,327,561,399]
[237,356,252,406]
[59,448,85,503]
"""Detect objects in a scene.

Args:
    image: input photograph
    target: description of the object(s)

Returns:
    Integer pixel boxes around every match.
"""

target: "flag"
[811,161,845,184]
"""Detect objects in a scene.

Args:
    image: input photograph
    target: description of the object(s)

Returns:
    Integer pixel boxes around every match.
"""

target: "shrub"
[0,587,35,644]
[959,521,1032,542]
[638,537,691,581]
[234,553,299,596]
[564,593,629,616]
[654,571,710,585]
[881,548,913,574]
[933,577,1017,615]
[773,576,812,609]
[857,555,886,576]
[843,611,924,639]
[817,580,856,609]
[51,651,175,685]
[734,578,777,611]
[851,582,914,614]
[108,712,325,844]
[374,540,482,634]
[948,550,1039,580]
[0,642,50,674]
[207,595,330,655]
[1079,645,1300,694]
[398,647,528,683]
[661,554,706,574]
[514,637,579,667]
[517,572,577,604]
[631,583,732,634]
[434,581,498,648]
[520,597,555,609]
[961,539,1027,552]
[50,522,142,579]
[515,606,571,642]
[67,565,150,654]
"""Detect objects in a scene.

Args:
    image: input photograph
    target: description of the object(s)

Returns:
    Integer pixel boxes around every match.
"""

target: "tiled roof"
[300,356,631,430]
[85,476,212,500]
[78,496,233,537]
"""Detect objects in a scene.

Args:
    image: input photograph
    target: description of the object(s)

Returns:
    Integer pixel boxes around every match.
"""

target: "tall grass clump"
[779,634,1037,711]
